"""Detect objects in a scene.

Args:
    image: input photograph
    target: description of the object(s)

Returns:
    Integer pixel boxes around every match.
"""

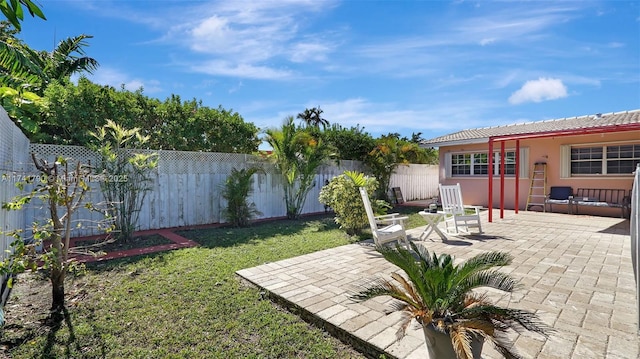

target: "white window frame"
[560,141,640,178]
[445,148,529,178]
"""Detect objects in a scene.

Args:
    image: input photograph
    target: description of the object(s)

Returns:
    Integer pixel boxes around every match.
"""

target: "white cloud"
[508,77,568,104]
[456,5,580,45]
[319,98,501,135]
[479,38,496,46]
[191,61,294,80]
[494,71,519,89]
[156,0,338,79]
[607,42,625,48]
[290,42,331,62]
[85,67,162,93]
[229,81,244,94]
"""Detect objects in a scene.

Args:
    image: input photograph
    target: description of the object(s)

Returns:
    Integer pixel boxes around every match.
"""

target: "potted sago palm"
[350,242,550,359]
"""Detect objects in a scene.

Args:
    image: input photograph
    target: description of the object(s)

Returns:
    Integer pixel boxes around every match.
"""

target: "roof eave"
[420,138,489,148]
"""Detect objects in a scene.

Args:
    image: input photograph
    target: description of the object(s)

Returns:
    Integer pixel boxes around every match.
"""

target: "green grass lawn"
[2,208,426,359]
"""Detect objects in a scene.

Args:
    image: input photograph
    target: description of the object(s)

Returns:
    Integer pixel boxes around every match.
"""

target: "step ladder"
[526,162,547,211]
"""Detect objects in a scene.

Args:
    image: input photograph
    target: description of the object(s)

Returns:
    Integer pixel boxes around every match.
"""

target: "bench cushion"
[546,199,570,205]
[575,188,627,204]
[573,200,621,208]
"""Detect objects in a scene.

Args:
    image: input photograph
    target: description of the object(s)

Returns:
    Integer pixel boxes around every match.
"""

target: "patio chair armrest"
[375,214,409,226]
[463,205,482,213]
[374,213,403,219]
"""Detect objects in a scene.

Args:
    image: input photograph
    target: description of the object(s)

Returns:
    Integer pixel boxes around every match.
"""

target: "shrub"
[221,167,263,227]
[90,120,158,241]
[319,171,382,235]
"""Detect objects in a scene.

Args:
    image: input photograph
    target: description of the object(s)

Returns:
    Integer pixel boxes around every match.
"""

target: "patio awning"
[488,122,640,222]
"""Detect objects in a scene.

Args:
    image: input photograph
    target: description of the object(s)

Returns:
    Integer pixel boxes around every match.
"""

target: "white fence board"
[389,164,440,201]
[0,107,30,305]
[8,145,438,237]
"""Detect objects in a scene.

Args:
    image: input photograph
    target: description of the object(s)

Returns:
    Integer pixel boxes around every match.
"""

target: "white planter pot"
[422,323,484,359]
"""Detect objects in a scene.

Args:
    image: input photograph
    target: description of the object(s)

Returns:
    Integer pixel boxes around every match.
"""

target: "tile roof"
[421,109,640,146]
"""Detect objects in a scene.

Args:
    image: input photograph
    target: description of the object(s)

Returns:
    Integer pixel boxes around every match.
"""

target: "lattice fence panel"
[28,143,100,170]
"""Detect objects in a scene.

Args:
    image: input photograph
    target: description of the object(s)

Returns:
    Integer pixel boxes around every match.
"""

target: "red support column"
[500,141,505,219]
[515,140,520,214]
[488,139,493,222]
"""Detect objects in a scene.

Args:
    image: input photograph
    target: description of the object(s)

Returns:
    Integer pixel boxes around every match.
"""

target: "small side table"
[418,211,447,242]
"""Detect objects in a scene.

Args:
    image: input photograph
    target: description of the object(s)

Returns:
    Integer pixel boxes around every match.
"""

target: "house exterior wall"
[438,130,638,217]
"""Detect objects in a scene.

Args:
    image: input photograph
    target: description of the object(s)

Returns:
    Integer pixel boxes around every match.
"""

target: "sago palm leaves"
[351,242,549,359]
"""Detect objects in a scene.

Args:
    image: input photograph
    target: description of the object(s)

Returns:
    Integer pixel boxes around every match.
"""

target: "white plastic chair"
[438,183,483,235]
[359,187,410,249]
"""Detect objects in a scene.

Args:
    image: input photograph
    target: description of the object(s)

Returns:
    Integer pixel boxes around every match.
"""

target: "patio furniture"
[359,187,410,249]
[572,188,631,218]
[438,183,483,235]
[418,210,447,241]
[545,186,573,214]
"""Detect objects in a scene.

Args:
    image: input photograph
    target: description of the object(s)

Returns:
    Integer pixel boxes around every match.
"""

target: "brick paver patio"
[236,210,639,359]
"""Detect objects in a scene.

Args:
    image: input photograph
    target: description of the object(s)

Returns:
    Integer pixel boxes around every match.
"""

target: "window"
[498,151,516,175]
[448,151,518,177]
[568,144,640,176]
[451,154,471,175]
[607,144,640,174]
[571,147,603,174]
[473,153,489,175]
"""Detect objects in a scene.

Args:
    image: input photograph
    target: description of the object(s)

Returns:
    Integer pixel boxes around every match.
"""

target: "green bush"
[319,171,381,236]
[221,167,263,227]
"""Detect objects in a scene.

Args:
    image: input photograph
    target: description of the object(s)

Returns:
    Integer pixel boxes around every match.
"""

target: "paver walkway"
[237,210,639,359]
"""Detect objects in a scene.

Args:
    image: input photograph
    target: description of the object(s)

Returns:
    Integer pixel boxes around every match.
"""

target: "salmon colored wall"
[438,131,638,217]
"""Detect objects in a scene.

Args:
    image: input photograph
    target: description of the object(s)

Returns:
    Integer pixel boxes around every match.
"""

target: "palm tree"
[0,29,98,136]
[221,166,263,227]
[351,242,550,359]
[297,106,329,129]
[265,116,334,219]
[365,133,436,201]
[0,33,98,95]
[40,35,99,84]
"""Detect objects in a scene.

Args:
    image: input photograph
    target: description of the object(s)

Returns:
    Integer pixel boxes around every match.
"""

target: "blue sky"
[18,0,640,141]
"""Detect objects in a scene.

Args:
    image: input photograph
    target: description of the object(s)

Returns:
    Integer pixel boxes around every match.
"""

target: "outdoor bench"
[545,186,573,213]
[571,188,631,218]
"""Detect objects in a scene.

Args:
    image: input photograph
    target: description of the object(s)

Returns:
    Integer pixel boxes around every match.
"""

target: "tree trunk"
[422,324,484,359]
[50,267,65,313]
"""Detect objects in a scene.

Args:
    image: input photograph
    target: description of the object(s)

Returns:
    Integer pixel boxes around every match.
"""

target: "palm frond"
[377,244,434,305]
[350,277,421,310]
[394,310,415,341]
[450,325,484,359]
[467,269,519,292]
[51,34,94,58]
[481,331,522,359]
[0,39,45,86]
[459,304,550,336]
[390,272,422,305]
[457,251,512,275]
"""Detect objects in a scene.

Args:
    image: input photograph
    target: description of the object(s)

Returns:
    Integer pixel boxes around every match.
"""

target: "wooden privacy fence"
[0,101,439,240]
[0,107,30,305]
[18,144,439,237]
